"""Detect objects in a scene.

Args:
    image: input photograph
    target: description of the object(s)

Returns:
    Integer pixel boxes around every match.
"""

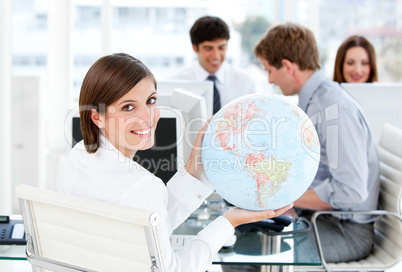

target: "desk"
[0,244,26,260]
[1,212,322,272]
[0,245,31,272]
[174,211,322,272]
[0,215,26,261]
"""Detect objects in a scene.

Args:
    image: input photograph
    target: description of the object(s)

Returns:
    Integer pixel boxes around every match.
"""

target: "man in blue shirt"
[253,23,380,263]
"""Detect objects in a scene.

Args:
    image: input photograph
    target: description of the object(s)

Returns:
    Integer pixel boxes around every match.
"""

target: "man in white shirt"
[171,16,255,113]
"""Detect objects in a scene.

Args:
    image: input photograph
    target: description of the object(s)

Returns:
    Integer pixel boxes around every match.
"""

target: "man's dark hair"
[190,16,230,47]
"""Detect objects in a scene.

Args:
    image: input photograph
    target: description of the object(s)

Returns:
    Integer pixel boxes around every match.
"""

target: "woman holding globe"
[57,53,292,272]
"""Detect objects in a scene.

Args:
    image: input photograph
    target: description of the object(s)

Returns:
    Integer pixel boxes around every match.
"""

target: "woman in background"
[58,53,292,272]
[333,35,378,83]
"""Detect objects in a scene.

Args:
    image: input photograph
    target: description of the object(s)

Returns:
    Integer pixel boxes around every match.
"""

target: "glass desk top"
[1,210,322,268]
[174,210,322,267]
[0,245,26,261]
[0,215,26,261]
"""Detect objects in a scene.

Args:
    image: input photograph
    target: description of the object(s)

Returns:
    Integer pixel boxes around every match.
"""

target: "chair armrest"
[312,210,402,221]
[310,210,402,272]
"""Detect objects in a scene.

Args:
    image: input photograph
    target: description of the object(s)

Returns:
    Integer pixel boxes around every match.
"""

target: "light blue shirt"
[299,71,380,223]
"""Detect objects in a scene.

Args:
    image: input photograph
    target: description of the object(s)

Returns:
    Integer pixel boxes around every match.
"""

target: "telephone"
[0,215,26,245]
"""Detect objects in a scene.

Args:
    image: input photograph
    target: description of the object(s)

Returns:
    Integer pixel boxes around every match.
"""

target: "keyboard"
[170,234,196,250]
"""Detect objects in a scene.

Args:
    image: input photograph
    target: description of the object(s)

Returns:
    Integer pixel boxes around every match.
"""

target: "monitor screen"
[156,80,212,163]
[341,83,402,143]
[171,88,207,162]
[157,80,214,118]
[68,107,184,184]
[72,117,83,148]
[134,116,179,184]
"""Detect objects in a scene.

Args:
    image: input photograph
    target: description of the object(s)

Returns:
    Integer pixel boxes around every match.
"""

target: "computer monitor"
[64,107,81,150]
[341,83,402,143]
[64,106,185,184]
[171,88,208,162]
[156,80,213,162]
[157,80,214,118]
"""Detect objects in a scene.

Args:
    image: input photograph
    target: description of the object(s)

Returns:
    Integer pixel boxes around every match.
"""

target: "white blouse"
[58,135,234,272]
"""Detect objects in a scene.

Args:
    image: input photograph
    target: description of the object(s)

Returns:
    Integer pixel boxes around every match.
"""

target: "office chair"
[302,123,402,272]
[15,184,166,272]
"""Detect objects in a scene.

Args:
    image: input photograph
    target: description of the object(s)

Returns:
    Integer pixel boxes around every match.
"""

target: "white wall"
[11,76,44,213]
[0,0,12,214]
[43,0,72,193]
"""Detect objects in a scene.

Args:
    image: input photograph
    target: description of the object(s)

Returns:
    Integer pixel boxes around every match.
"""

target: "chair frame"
[16,184,165,272]
[311,210,402,272]
[307,123,402,272]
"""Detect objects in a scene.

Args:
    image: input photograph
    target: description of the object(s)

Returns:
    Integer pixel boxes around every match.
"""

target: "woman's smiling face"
[342,46,371,83]
[97,76,160,157]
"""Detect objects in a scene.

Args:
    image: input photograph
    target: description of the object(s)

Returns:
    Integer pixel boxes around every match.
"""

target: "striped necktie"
[207,75,221,114]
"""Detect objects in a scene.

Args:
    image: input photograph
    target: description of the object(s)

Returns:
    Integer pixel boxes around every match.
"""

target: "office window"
[13,55,30,66]
[176,57,184,66]
[12,55,46,67]
[75,6,101,29]
[34,13,47,29]
[12,0,35,12]
[34,55,46,66]
[113,7,149,29]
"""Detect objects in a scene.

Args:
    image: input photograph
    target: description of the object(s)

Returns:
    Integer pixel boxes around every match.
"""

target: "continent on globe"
[243,153,292,208]
[201,93,320,211]
[215,100,264,155]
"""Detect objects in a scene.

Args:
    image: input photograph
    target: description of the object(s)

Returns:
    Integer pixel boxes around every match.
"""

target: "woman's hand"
[223,203,294,228]
[185,117,212,180]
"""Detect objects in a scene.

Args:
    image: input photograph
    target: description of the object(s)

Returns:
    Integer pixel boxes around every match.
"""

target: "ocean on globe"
[201,94,320,211]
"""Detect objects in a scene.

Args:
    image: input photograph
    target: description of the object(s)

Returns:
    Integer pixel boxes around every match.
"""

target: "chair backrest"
[377,123,402,214]
[373,123,402,269]
[15,184,165,272]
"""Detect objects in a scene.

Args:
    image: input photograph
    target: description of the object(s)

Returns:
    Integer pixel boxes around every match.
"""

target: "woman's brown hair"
[79,53,156,153]
[333,35,378,83]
